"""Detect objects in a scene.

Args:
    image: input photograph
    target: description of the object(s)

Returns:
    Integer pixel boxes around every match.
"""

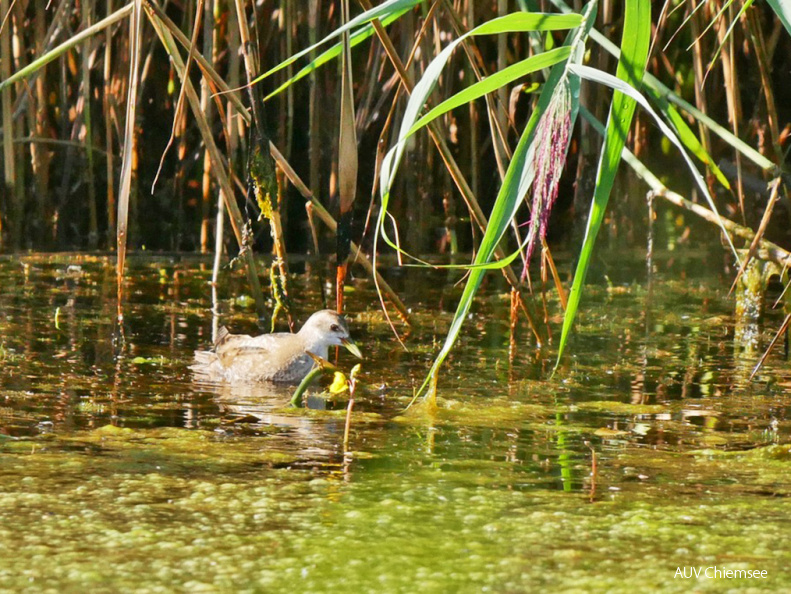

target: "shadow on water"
[1,252,791,592]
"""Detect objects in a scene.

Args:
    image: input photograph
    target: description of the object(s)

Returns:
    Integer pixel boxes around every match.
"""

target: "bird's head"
[299,310,362,358]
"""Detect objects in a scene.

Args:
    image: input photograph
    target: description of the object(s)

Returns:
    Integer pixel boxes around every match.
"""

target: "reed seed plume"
[523,81,572,276]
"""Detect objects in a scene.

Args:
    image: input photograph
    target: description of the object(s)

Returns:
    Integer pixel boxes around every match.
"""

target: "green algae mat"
[1,254,790,593]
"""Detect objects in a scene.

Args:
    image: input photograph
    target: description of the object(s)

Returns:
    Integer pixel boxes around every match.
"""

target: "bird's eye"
[330,324,340,332]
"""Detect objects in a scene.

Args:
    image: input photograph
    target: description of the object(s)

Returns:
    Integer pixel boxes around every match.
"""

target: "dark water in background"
[1,252,790,593]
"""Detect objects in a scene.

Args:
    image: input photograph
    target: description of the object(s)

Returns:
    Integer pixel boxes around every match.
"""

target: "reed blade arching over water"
[0,0,789,388]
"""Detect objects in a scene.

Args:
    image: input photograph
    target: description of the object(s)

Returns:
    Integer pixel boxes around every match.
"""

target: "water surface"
[1,253,789,593]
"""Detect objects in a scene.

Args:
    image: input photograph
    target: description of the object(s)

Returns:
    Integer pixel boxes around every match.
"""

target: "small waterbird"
[191,310,362,384]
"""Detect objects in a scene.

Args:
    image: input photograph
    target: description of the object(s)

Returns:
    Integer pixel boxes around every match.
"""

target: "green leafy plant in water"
[375,7,593,405]
[379,0,739,395]
[290,354,339,408]
[291,360,362,408]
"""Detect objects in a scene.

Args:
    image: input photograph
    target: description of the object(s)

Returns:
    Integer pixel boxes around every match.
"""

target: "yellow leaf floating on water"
[329,372,349,394]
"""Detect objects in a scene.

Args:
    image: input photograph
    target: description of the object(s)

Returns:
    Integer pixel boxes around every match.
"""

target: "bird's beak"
[341,337,363,359]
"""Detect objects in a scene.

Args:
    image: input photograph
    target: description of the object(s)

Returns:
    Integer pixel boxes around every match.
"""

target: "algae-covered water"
[1,253,790,593]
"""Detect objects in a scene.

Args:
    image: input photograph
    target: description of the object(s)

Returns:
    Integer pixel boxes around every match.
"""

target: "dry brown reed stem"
[308,0,321,201]
[212,1,240,342]
[172,106,188,250]
[716,0,745,220]
[81,0,99,248]
[542,239,567,310]
[30,1,49,238]
[745,8,784,164]
[199,0,216,253]
[688,0,712,159]
[104,0,116,245]
[146,3,268,321]
[465,0,479,203]
[343,367,361,450]
[116,0,143,323]
[343,384,355,450]
[306,202,321,256]
[1,0,15,247]
[282,0,294,162]
[229,0,261,134]
[200,106,213,251]
[357,0,542,343]
[226,4,241,155]
[146,0,410,323]
[508,287,518,365]
[153,0,205,193]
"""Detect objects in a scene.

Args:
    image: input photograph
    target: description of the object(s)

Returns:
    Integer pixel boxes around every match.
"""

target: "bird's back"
[191,327,312,384]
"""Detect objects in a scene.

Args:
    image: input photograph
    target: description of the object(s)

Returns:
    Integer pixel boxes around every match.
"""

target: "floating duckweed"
[2,257,791,591]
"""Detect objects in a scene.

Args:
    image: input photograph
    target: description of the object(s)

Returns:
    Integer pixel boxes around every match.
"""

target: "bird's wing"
[218,348,279,380]
[214,332,294,367]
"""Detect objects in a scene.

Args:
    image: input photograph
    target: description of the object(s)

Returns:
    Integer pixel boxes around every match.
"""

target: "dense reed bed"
[1,0,789,393]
